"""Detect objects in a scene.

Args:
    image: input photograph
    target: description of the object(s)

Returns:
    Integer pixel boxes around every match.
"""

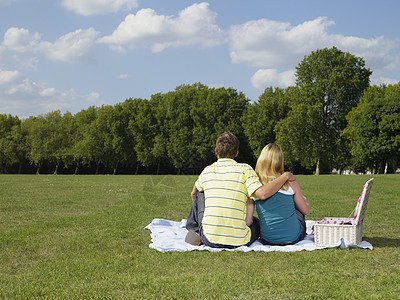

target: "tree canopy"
[278,47,372,174]
[345,83,400,173]
[0,47,398,175]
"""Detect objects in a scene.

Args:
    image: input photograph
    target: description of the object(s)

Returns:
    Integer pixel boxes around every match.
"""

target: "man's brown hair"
[216,132,239,159]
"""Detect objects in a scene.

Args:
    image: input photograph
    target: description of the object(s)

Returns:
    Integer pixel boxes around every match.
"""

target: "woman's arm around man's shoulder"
[253,172,295,200]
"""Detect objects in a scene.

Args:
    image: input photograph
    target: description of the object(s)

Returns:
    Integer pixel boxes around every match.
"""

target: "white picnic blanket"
[145,219,373,252]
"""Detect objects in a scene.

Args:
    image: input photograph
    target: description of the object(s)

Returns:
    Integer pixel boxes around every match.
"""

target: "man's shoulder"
[236,161,253,168]
[234,161,255,172]
[202,159,255,173]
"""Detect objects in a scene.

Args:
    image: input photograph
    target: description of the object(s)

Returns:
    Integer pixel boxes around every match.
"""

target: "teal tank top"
[255,187,302,243]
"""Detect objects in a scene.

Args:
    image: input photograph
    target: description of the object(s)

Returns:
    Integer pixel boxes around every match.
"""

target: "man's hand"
[190,185,197,202]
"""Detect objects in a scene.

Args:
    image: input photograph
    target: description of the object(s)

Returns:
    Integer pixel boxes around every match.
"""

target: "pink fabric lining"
[315,217,357,226]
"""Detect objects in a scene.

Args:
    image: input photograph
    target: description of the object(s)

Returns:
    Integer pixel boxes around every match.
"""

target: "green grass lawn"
[1,174,399,299]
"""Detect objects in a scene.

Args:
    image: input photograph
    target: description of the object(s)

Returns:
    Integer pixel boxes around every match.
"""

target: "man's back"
[195,158,262,246]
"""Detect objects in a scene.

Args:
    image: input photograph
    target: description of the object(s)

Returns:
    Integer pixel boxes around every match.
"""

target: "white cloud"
[100,2,226,52]
[229,17,331,68]
[230,16,399,70]
[61,0,138,16]
[40,87,56,97]
[1,27,100,63]
[0,27,101,117]
[230,16,400,89]
[13,55,39,70]
[86,92,104,106]
[40,28,100,62]
[0,69,22,85]
[251,69,295,90]
[3,27,41,52]
[370,74,399,86]
[0,69,101,117]
[118,73,129,79]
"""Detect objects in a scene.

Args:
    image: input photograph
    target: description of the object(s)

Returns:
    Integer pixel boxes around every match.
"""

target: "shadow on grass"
[364,236,400,248]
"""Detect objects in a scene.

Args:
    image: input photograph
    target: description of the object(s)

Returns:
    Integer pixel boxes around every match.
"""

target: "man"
[185,132,295,248]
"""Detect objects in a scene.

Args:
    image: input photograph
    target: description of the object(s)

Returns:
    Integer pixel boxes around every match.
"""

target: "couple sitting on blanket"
[185,132,310,248]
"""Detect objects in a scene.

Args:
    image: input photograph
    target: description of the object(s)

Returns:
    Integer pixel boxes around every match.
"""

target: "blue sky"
[1,0,400,118]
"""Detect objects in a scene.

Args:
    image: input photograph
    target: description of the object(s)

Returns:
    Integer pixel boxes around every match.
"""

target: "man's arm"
[190,184,197,202]
[245,199,255,226]
[253,172,295,199]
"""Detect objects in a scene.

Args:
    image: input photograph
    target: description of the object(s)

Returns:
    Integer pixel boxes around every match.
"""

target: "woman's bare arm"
[253,172,295,199]
[290,180,310,215]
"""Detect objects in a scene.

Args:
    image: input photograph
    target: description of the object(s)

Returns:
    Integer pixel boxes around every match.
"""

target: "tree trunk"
[36,163,41,175]
[315,159,320,175]
[113,161,119,175]
[53,164,59,175]
[74,164,79,175]
[18,162,22,174]
[386,159,395,174]
[378,160,386,174]
[156,161,160,175]
[95,163,100,175]
[135,164,140,175]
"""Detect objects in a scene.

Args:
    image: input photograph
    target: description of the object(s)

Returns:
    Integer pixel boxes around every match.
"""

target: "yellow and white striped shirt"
[195,158,262,246]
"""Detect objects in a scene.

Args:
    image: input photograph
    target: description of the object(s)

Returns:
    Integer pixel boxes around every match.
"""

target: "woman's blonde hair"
[255,143,289,190]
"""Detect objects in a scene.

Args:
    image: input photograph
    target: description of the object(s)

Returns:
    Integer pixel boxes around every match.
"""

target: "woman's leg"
[294,206,306,240]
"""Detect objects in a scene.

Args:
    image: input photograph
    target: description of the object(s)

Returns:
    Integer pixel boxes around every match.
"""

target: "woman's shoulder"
[278,186,294,195]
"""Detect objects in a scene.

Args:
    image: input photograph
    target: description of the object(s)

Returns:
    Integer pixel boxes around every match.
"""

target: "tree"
[0,114,21,173]
[161,83,251,174]
[96,105,122,174]
[73,106,98,174]
[47,111,75,175]
[207,87,251,165]
[127,98,157,174]
[9,121,28,174]
[86,105,115,174]
[163,85,197,174]
[242,87,294,159]
[278,47,372,174]
[57,112,78,173]
[189,85,250,170]
[24,115,48,174]
[128,93,193,175]
[148,94,170,174]
[112,101,138,174]
[345,83,400,173]
[23,111,70,174]
[275,98,322,173]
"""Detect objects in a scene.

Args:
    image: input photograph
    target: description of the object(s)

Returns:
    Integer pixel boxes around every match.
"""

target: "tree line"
[1,47,399,175]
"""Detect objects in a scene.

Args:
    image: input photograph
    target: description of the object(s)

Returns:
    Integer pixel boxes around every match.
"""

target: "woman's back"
[253,143,309,245]
[255,187,302,243]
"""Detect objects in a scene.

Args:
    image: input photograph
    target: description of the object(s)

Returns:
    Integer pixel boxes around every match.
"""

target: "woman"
[246,143,310,245]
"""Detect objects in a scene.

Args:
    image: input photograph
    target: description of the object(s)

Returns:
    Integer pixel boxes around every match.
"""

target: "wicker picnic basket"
[314,178,374,247]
